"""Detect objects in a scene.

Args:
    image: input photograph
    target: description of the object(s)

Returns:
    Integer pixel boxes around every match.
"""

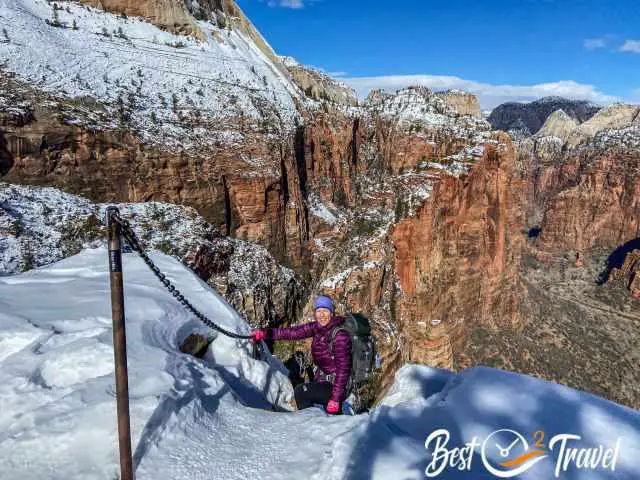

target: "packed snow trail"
[1,247,639,479]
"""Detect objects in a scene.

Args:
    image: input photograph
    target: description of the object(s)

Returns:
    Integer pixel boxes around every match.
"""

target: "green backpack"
[329,312,378,387]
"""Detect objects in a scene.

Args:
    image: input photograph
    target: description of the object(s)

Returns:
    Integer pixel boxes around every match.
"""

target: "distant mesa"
[528,103,640,149]
[434,90,482,118]
[488,96,601,135]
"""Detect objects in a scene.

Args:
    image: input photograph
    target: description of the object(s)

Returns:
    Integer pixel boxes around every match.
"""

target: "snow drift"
[0,248,639,479]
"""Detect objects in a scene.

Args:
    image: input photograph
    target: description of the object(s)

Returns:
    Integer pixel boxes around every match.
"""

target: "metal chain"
[293,350,311,379]
[110,212,253,340]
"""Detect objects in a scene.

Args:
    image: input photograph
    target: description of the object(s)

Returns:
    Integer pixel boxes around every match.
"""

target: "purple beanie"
[314,295,335,313]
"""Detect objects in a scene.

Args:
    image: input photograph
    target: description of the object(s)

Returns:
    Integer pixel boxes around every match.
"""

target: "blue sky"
[236,0,640,109]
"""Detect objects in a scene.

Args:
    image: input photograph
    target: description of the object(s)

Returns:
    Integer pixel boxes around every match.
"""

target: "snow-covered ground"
[320,261,381,290]
[308,195,340,226]
[0,0,302,149]
[0,248,298,479]
[1,247,639,479]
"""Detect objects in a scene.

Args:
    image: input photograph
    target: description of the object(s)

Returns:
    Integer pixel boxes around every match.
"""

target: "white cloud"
[632,88,640,100]
[584,38,607,50]
[620,40,640,53]
[267,0,316,8]
[341,74,618,110]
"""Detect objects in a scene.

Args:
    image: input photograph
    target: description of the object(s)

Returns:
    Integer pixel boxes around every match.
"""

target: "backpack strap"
[329,326,347,356]
[328,326,353,396]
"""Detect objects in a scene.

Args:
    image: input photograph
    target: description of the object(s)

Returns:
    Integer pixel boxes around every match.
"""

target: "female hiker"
[251,295,351,415]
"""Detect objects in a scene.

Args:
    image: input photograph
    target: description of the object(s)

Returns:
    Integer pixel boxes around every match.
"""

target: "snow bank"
[0,247,294,479]
[323,365,640,480]
[308,195,339,225]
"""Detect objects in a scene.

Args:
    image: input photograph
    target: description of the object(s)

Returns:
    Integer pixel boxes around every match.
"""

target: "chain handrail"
[109,211,253,341]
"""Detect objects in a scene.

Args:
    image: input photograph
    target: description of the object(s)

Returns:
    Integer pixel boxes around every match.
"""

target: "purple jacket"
[268,316,352,403]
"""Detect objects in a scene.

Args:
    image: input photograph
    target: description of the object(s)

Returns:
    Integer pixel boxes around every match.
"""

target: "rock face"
[575,103,639,135]
[535,109,579,141]
[296,93,513,390]
[80,0,276,56]
[489,96,600,135]
[608,249,640,298]
[80,0,201,36]
[566,104,640,147]
[535,149,640,253]
[519,103,640,255]
[0,71,309,268]
[184,234,305,327]
[390,140,524,371]
[435,90,482,117]
[282,57,358,106]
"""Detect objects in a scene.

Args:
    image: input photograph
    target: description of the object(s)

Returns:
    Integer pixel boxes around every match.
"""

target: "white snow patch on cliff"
[308,195,339,225]
[0,0,302,150]
[0,183,215,275]
[320,261,381,290]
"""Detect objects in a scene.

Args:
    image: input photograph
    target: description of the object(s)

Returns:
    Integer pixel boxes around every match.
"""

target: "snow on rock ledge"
[0,182,304,327]
[0,182,211,275]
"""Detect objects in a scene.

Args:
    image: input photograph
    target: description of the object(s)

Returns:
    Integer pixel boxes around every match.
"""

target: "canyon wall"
[391,140,524,371]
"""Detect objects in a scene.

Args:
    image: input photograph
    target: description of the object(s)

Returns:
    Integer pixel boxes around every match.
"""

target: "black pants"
[294,381,338,412]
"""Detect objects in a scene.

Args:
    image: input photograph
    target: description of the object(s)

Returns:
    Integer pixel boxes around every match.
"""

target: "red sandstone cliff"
[391,139,524,370]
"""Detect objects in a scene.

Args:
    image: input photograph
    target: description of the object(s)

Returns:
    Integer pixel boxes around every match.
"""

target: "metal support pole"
[106,207,134,480]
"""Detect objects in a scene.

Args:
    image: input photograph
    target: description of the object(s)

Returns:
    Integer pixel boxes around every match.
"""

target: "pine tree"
[172,93,179,113]
[51,8,61,28]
